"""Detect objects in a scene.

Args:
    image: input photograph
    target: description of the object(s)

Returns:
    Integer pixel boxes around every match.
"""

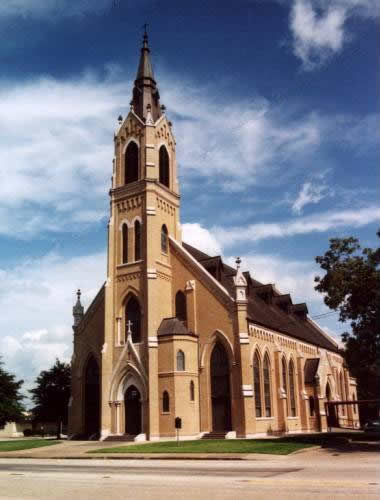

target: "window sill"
[287,417,299,420]
[161,412,170,415]
[255,417,274,421]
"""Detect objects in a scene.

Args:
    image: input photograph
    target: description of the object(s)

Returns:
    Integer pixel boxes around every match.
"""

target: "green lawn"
[90,439,315,455]
[0,439,61,452]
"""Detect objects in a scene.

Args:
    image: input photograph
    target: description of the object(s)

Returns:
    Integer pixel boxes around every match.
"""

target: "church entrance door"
[84,356,100,438]
[125,385,142,435]
[210,343,232,432]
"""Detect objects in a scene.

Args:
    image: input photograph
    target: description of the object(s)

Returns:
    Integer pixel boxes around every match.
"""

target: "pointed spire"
[131,27,162,122]
[73,289,84,328]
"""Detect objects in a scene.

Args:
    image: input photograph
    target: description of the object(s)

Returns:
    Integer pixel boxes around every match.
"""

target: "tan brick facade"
[68,35,359,440]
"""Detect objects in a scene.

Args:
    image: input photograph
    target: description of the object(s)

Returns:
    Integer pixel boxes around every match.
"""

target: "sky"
[0,0,378,403]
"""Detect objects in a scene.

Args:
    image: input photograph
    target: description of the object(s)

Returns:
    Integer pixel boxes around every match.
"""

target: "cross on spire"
[126,320,133,336]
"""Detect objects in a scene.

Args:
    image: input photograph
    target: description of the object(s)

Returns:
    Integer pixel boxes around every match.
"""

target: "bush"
[23,429,33,437]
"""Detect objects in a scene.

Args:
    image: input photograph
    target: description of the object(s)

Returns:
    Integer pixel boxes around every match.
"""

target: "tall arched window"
[281,356,288,409]
[263,354,272,417]
[122,224,129,264]
[125,141,139,184]
[289,360,297,417]
[176,350,185,371]
[159,145,169,187]
[309,396,315,416]
[126,296,141,343]
[340,372,346,415]
[162,391,170,412]
[175,291,187,326]
[253,351,262,418]
[161,224,168,253]
[134,220,141,261]
[190,380,195,401]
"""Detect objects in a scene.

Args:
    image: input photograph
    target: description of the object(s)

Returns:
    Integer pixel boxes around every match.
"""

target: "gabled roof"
[182,242,338,352]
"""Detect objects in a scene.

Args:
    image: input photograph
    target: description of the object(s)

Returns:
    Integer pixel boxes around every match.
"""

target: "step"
[103,434,137,442]
[201,432,227,440]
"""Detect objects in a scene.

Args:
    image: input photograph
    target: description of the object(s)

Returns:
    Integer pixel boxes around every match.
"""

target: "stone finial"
[161,104,166,114]
[73,289,84,328]
[118,114,123,124]
[233,258,247,302]
[145,103,154,125]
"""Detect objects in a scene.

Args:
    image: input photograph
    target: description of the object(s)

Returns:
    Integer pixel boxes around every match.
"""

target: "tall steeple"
[131,28,162,122]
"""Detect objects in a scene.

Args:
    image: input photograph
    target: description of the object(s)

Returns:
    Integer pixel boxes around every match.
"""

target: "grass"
[90,439,315,455]
[0,439,61,452]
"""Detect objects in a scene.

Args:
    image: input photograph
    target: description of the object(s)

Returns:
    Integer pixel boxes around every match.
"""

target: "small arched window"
[289,360,297,417]
[122,224,129,264]
[352,393,356,414]
[134,220,141,261]
[309,396,315,416]
[161,224,168,253]
[159,145,169,188]
[125,141,139,184]
[162,391,170,412]
[282,357,289,416]
[126,296,141,343]
[176,350,185,371]
[190,380,195,401]
[263,354,272,417]
[175,291,187,326]
[253,351,262,418]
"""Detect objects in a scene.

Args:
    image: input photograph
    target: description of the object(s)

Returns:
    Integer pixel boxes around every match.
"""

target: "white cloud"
[0,251,106,402]
[182,223,222,255]
[292,179,332,214]
[289,0,379,69]
[213,206,380,247]
[0,0,111,18]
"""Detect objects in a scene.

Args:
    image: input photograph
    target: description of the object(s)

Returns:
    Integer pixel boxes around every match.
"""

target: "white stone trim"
[122,137,140,154]
[147,268,157,279]
[146,162,155,167]
[225,431,237,439]
[148,336,158,348]
[145,144,155,149]
[146,206,156,215]
[239,333,249,344]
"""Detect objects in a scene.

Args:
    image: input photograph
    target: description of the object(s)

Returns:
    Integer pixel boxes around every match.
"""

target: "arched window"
[175,291,187,326]
[340,372,345,415]
[161,224,168,253]
[281,358,289,415]
[289,360,297,417]
[159,145,169,188]
[326,383,331,401]
[134,220,141,261]
[122,224,129,264]
[162,391,170,412]
[125,141,139,184]
[352,393,356,414]
[253,351,262,418]
[125,296,141,343]
[263,354,272,417]
[190,380,195,401]
[309,396,315,416]
[176,350,185,371]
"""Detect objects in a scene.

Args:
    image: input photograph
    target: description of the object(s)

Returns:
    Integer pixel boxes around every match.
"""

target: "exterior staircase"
[103,434,137,442]
[201,432,226,440]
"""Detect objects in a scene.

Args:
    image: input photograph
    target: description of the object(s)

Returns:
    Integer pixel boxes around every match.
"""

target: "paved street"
[0,447,379,500]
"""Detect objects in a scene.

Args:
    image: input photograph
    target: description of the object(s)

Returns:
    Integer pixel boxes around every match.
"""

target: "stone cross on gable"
[126,320,133,336]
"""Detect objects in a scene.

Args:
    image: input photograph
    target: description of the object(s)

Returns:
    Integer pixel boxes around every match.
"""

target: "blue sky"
[0,0,378,400]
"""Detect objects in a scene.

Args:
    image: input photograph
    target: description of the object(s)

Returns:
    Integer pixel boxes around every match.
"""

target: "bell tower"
[101,31,181,440]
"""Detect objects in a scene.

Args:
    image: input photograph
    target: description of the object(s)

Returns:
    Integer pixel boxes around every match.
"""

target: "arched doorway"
[84,356,100,437]
[210,342,232,432]
[125,385,142,435]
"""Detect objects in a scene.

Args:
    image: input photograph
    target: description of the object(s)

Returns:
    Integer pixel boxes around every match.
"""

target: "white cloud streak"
[292,179,332,214]
[212,206,380,247]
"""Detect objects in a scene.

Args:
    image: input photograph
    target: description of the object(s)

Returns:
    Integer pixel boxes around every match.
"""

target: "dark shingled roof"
[182,242,338,352]
[157,317,197,337]
[304,358,320,384]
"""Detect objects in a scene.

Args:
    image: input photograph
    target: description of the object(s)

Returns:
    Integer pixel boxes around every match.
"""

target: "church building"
[68,33,359,440]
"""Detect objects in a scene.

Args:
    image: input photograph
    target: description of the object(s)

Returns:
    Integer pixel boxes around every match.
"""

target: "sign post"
[175,417,182,446]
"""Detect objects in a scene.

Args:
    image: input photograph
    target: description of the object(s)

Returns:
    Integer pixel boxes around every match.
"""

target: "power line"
[310,311,339,320]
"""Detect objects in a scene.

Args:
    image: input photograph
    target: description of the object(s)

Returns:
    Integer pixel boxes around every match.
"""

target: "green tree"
[315,230,380,401]
[29,359,71,439]
[0,358,25,428]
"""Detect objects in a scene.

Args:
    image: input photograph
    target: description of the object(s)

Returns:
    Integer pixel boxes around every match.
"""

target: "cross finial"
[143,23,148,35]
[236,257,241,268]
[126,320,133,336]
[77,289,81,301]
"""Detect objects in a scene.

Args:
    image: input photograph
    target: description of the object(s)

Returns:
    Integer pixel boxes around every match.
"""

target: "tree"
[315,230,380,402]
[29,359,71,439]
[0,358,24,428]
